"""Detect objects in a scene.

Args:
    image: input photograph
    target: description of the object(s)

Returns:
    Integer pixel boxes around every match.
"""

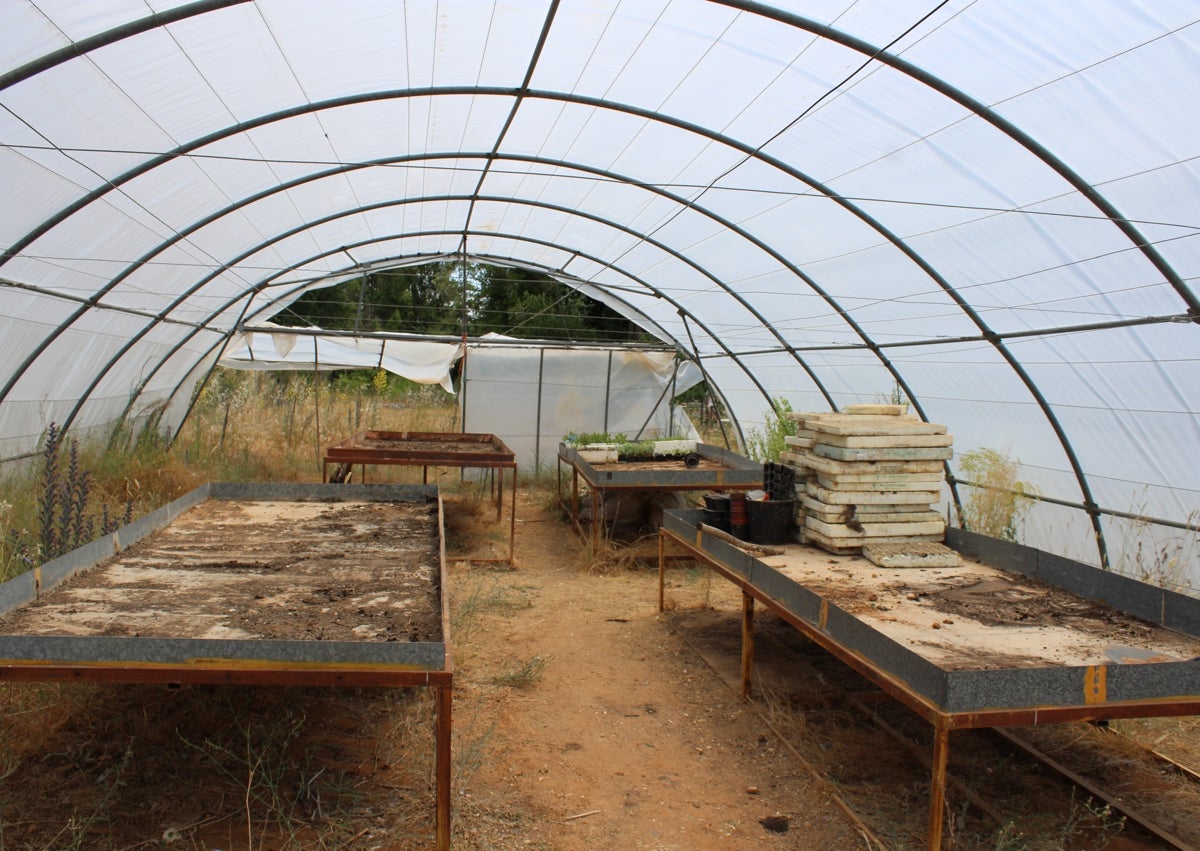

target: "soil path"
[447,491,864,850]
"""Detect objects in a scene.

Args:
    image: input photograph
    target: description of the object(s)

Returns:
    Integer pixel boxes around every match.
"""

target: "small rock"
[932,622,942,629]
[746,786,759,795]
[760,816,789,833]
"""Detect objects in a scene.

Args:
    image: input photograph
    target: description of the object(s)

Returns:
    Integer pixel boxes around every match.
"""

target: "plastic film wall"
[0,0,1197,580]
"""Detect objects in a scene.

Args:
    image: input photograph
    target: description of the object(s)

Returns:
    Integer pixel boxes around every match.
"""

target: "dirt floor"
[1,484,1199,849]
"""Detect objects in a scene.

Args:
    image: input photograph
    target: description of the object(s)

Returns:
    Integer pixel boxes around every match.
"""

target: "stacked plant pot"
[783,404,951,555]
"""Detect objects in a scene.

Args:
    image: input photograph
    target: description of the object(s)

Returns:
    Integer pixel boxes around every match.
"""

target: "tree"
[278,261,650,344]
[277,263,463,336]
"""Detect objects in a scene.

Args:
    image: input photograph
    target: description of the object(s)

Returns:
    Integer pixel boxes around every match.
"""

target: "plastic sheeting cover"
[461,340,701,470]
[0,0,1197,579]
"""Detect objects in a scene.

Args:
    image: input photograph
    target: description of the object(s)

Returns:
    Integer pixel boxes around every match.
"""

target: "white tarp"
[220,325,463,393]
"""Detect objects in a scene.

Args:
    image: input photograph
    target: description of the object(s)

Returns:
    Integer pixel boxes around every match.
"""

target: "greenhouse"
[3,2,1200,848]
[0,1,1196,558]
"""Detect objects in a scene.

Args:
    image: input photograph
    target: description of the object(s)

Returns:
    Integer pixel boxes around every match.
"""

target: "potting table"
[557,442,762,548]
[0,482,455,850]
[324,430,517,564]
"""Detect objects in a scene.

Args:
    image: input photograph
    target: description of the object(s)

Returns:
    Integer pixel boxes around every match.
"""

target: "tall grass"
[0,369,459,578]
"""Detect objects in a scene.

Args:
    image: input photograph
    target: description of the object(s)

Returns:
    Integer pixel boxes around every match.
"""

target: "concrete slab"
[864,541,963,568]
[816,433,954,449]
[806,517,945,539]
[814,444,955,462]
[802,454,945,476]
[807,481,941,505]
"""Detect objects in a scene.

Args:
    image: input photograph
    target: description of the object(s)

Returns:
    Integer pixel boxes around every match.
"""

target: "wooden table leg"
[741,591,755,698]
[591,488,601,552]
[658,532,666,612]
[508,467,517,565]
[928,723,950,850]
[435,683,453,851]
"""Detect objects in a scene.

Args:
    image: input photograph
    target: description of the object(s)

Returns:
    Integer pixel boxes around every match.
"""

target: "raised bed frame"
[323,430,518,564]
[557,442,762,547]
[658,508,1200,850]
[0,482,454,850]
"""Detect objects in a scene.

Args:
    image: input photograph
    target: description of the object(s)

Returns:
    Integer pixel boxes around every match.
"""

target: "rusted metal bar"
[741,591,755,698]
[929,724,950,851]
[848,695,1008,827]
[435,684,453,851]
[658,532,666,612]
[993,726,1196,851]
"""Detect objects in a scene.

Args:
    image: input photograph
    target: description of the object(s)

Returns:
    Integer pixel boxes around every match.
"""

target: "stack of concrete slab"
[782,404,952,555]
[778,428,818,534]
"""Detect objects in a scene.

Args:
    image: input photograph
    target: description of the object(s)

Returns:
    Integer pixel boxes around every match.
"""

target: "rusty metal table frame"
[556,442,763,550]
[0,482,455,851]
[324,430,518,565]
[657,512,1200,850]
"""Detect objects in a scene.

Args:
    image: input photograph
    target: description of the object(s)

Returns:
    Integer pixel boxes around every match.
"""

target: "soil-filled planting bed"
[0,499,442,644]
[352,436,502,456]
[591,457,726,471]
[762,552,1200,672]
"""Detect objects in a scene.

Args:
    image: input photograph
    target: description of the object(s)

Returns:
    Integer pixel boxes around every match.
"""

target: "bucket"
[746,498,794,545]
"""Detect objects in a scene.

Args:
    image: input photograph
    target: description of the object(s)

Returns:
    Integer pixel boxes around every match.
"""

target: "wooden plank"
[815,471,944,486]
[862,542,962,568]
[802,499,942,524]
[784,435,815,448]
[779,451,814,467]
[816,475,944,493]
[814,444,953,463]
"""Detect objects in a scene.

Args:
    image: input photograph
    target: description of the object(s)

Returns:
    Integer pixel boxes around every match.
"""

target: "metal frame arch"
[0,86,1011,424]
[0,0,251,91]
[1,67,1172,561]
[45,174,849,444]
[705,2,1200,567]
[59,147,854,406]
[7,5,1189,311]
[110,246,683,437]
[715,0,1198,315]
[108,231,762,446]
[169,214,784,409]
[146,232,772,451]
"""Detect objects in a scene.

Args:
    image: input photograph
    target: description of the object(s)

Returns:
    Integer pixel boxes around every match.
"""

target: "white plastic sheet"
[460,337,700,471]
[0,1,1197,577]
[220,326,463,393]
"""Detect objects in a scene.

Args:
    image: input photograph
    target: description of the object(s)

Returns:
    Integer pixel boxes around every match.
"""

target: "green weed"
[744,397,793,462]
[955,446,1039,542]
